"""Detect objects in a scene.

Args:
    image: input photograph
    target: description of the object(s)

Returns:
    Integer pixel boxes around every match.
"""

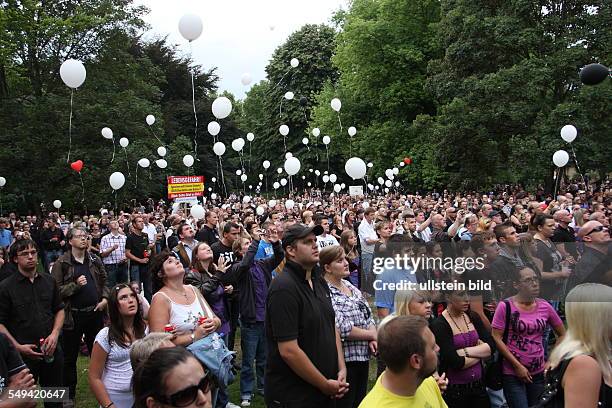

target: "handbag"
[186,287,236,388]
[484,299,511,390]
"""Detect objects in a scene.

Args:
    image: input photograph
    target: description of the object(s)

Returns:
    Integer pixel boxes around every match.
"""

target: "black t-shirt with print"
[126,232,149,260]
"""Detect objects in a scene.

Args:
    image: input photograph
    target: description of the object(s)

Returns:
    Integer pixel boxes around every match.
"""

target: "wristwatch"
[190,332,196,343]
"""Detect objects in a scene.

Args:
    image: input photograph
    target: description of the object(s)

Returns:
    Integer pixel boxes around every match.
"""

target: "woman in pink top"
[491,266,566,408]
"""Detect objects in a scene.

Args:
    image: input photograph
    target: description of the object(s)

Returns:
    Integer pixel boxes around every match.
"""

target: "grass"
[73,330,380,407]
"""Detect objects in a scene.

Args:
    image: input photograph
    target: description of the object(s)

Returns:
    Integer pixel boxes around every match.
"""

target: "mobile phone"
[260,229,267,235]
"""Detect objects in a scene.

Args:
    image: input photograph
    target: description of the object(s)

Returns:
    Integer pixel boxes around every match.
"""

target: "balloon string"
[0,189,3,216]
[67,89,74,163]
[569,143,586,186]
[326,145,330,172]
[123,147,131,178]
[149,167,152,180]
[337,112,343,135]
[301,106,308,122]
[271,69,290,92]
[111,138,116,163]
[191,70,199,159]
[135,166,138,188]
[248,142,252,174]
[78,172,85,203]
[279,97,283,118]
[114,190,117,214]
[283,136,287,153]
[219,157,227,197]
[148,126,164,146]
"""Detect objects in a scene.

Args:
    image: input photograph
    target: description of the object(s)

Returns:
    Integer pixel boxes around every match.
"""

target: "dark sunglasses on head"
[157,371,211,407]
[585,225,607,235]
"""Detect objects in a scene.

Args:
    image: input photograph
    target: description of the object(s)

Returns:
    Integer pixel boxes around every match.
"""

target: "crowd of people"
[0,181,610,408]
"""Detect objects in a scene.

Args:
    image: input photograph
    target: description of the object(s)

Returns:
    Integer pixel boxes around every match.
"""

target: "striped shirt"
[100,233,127,265]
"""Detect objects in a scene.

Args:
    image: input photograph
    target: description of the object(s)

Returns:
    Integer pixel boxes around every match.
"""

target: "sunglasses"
[585,225,607,235]
[157,371,211,407]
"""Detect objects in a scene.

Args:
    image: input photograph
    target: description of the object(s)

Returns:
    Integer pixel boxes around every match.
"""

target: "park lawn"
[73,329,380,407]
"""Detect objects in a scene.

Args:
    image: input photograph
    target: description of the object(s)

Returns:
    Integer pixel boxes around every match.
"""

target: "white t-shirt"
[317,234,339,250]
[143,223,157,243]
[358,219,377,254]
[417,224,432,242]
[94,327,134,394]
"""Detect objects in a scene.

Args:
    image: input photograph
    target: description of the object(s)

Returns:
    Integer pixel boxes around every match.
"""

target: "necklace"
[447,310,471,334]
[168,286,189,301]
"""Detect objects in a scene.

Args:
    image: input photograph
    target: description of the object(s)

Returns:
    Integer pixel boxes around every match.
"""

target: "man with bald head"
[589,211,609,228]
[574,221,611,285]
[551,210,577,259]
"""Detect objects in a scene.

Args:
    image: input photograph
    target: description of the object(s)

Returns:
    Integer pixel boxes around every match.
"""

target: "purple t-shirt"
[251,264,268,322]
[492,298,562,375]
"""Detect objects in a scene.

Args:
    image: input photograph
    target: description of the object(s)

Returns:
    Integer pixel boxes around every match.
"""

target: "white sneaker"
[240,400,251,407]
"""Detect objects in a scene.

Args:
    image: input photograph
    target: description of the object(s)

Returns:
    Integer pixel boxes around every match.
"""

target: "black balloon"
[299,96,308,106]
[579,63,609,85]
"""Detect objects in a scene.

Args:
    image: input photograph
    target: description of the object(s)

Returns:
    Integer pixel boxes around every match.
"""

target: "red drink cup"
[164,324,175,332]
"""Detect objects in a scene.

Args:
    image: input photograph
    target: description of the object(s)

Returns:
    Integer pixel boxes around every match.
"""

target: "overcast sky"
[139,0,347,99]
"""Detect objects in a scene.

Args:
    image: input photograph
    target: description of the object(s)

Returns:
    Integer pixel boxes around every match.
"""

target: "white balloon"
[329,174,337,183]
[284,91,294,100]
[178,14,203,41]
[211,193,217,199]
[290,58,299,68]
[212,96,232,119]
[385,169,394,179]
[207,121,220,136]
[307,182,312,187]
[211,177,216,182]
[285,152,293,159]
[146,115,155,126]
[284,157,301,176]
[322,175,330,183]
[285,199,295,209]
[109,172,126,190]
[312,128,320,137]
[331,98,342,112]
[59,59,86,89]
[241,73,252,86]
[246,132,255,142]
[552,150,570,167]
[101,127,113,140]
[119,137,129,148]
[315,170,321,176]
[183,155,194,167]
[157,146,167,157]
[322,135,331,145]
[269,199,277,207]
[190,204,205,220]
[302,138,309,145]
[367,162,373,168]
[231,138,245,152]
[263,160,270,169]
[384,188,389,193]
[241,174,248,182]
[279,125,289,136]
[345,157,367,180]
[277,168,283,174]
[348,126,357,137]
[560,125,577,143]
[213,142,226,156]
[53,200,62,209]
[385,180,392,188]
[400,162,405,167]
[393,167,399,175]
[334,184,341,193]
[273,182,280,190]
[256,206,265,216]
[259,174,264,180]
[138,158,150,168]
[367,184,374,191]
[395,181,400,187]
[377,177,384,185]
[156,159,168,169]
[280,178,287,186]
[236,170,242,176]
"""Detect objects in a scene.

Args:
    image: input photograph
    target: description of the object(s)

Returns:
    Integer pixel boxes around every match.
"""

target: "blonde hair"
[548,283,612,381]
[393,289,431,317]
[477,217,492,232]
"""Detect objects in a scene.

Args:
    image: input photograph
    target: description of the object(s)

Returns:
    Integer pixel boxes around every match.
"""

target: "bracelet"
[104,403,114,408]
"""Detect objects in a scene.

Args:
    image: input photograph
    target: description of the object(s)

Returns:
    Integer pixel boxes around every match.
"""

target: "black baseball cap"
[488,210,501,217]
[282,224,324,249]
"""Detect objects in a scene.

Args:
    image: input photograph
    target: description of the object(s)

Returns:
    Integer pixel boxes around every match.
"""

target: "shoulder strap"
[502,299,511,344]
[191,285,216,319]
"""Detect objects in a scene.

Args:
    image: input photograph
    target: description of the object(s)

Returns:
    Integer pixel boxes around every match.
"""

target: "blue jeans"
[130,263,151,302]
[486,387,506,408]
[214,334,230,408]
[361,252,374,295]
[44,249,63,271]
[240,321,266,400]
[105,263,128,287]
[502,373,544,408]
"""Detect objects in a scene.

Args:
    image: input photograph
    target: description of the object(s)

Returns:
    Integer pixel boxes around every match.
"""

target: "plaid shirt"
[99,232,127,265]
[327,280,375,362]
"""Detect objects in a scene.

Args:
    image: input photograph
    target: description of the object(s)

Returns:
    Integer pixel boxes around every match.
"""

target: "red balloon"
[70,160,83,173]
[403,157,412,165]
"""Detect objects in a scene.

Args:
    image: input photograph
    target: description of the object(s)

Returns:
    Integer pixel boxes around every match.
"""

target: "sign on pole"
[349,186,363,196]
[167,176,205,199]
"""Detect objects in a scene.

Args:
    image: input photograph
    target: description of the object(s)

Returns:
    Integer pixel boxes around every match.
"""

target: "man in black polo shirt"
[125,215,153,301]
[0,239,65,408]
[265,224,348,408]
[195,209,220,246]
[551,209,577,259]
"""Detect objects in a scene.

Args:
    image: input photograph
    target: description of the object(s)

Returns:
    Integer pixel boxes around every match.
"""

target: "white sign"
[174,197,199,205]
[349,186,364,196]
